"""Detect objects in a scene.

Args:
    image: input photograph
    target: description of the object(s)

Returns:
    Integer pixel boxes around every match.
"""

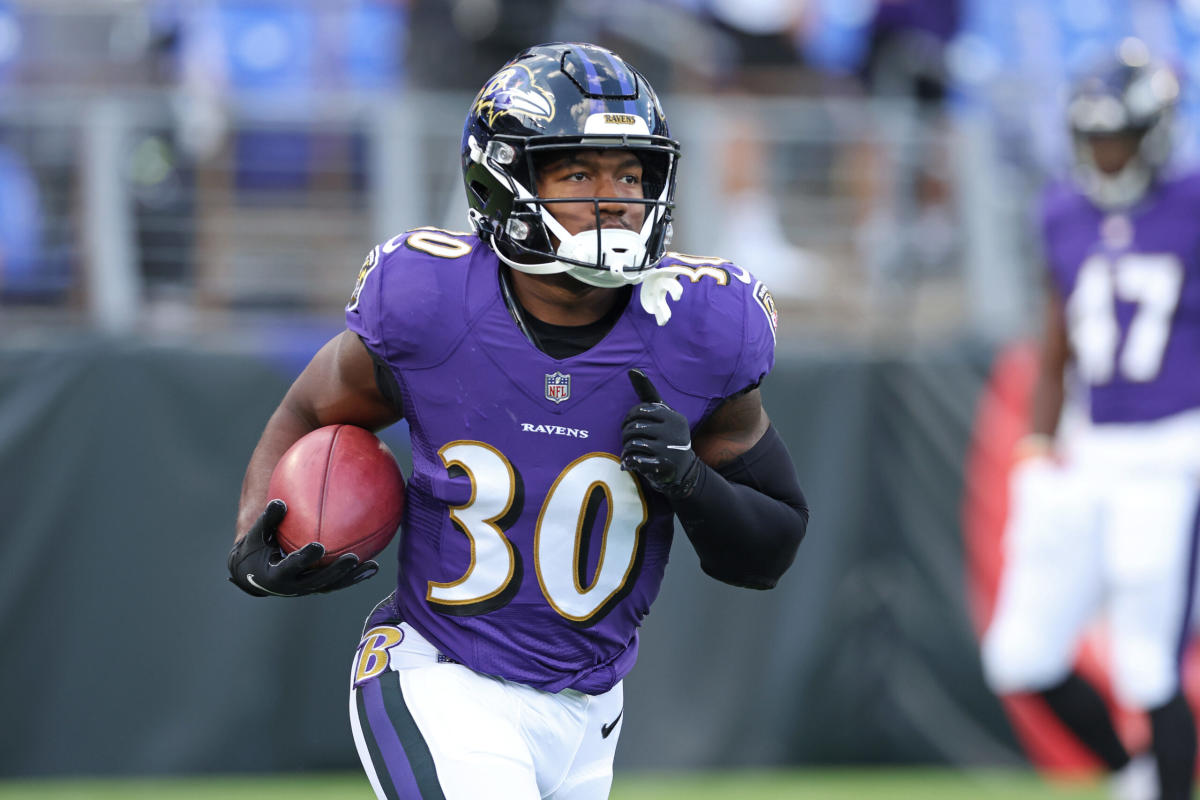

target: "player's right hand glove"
[620,369,703,501]
[227,500,378,597]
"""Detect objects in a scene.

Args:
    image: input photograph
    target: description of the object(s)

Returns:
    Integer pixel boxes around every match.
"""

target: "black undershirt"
[519,285,631,359]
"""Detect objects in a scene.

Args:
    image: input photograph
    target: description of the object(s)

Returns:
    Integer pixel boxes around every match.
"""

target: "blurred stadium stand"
[0,0,1011,346]
[5,0,1199,344]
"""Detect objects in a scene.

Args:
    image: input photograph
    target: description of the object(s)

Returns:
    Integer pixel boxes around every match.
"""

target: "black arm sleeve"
[669,425,808,590]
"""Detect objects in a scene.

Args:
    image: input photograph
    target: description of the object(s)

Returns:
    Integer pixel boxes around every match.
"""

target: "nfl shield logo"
[545,371,571,404]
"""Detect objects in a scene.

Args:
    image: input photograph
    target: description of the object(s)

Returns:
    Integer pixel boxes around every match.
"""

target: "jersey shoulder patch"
[640,251,777,402]
[345,227,481,366]
[346,245,381,313]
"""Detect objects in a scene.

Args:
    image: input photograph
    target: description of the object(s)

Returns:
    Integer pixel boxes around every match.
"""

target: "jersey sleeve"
[346,244,388,357]
[737,278,778,393]
[344,229,475,367]
[647,257,778,404]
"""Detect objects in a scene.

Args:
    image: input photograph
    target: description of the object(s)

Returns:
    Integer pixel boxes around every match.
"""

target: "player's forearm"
[235,399,322,540]
[1028,367,1065,440]
[235,332,403,540]
[669,426,808,590]
[1027,289,1069,442]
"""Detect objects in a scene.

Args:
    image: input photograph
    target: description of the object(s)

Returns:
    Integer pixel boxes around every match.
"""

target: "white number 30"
[427,442,649,627]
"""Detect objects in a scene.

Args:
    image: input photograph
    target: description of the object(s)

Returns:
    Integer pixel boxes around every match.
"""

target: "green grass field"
[0,769,1123,799]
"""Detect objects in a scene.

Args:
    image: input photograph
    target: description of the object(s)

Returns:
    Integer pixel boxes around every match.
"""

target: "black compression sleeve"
[669,425,808,589]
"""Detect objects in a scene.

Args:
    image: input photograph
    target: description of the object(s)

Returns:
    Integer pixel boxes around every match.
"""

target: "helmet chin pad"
[496,224,653,287]
[1075,148,1155,209]
[556,228,647,275]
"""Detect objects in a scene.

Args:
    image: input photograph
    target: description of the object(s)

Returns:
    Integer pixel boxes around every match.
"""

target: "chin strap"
[637,266,688,326]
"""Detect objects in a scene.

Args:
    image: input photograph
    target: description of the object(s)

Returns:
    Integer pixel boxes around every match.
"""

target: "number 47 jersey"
[345,228,778,695]
[1041,173,1200,424]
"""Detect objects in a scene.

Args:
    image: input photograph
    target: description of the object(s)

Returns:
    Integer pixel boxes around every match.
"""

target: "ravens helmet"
[461,42,680,287]
[1067,39,1179,209]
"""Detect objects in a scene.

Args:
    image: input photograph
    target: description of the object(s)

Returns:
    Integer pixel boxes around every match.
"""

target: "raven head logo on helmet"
[1067,38,1180,210]
[461,42,681,294]
[473,64,556,129]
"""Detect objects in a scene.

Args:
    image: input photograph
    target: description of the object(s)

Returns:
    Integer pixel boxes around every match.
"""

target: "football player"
[981,40,1199,800]
[227,42,808,799]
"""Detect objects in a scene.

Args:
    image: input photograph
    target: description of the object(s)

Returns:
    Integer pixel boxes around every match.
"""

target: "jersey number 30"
[427,442,648,627]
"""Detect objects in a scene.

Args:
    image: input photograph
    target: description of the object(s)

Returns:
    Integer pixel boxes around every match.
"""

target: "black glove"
[621,369,702,501]
[227,499,378,597]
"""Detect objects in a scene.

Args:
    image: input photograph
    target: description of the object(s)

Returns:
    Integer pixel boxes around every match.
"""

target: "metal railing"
[0,87,1040,344]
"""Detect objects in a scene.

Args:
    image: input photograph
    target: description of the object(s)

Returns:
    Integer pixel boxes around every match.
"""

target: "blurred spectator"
[804,0,963,315]
[0,142,45,298]
[148,1,408,310]
[0,1,21,83]
[405,0,559,91]
[714,115,826,300]
[163,0,407,186]
[0,7,51,302]
[862,0,959,104]
[703,0,827,301]
[796,0,959,97]
[706,0,809,92]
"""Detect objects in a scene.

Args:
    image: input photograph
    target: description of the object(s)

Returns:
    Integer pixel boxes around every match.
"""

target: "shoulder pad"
[1159,170,1200,202]
[345,227,484,367]
[636,252,777,403]
[1039,181,1086,228]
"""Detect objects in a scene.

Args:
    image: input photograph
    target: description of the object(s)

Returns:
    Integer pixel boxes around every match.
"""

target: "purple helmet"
[1068,39,1180,209]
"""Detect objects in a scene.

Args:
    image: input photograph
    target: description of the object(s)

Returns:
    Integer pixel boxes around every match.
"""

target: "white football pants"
[349,621,624,800]
[982,408,1200,709]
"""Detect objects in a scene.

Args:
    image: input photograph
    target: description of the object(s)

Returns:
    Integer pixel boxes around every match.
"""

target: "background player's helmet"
[1067,39,1179,209]
[461,42,680,287]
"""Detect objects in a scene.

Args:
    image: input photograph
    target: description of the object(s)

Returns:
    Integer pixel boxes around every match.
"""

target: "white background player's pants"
[350,621,624,800]
[982,410,1200,710]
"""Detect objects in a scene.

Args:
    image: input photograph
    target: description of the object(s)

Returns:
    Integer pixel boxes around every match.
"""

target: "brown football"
[268,425,405,565]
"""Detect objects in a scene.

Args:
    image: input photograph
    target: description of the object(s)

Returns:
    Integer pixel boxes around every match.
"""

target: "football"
[268,424,405,566]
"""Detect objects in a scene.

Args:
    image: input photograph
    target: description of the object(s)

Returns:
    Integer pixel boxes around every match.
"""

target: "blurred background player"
[981,40,1200,800]
[227,42,808,799]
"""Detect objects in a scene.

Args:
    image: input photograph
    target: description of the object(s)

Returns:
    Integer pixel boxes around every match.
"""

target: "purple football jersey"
[1041,172,1200,424]
[346,228,777,694]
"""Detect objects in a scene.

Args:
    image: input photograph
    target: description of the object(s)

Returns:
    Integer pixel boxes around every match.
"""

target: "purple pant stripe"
[1175,492,1200,672]
[361,677,424,799]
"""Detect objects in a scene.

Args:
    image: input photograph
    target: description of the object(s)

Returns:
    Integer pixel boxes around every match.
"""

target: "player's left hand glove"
[621,369,702,501]
[227,500,378,597]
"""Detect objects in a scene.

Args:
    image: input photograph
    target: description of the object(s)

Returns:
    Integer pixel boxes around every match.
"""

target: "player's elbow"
[701,562,782,590]
[699,550,793,590]
[700,510,807,590]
